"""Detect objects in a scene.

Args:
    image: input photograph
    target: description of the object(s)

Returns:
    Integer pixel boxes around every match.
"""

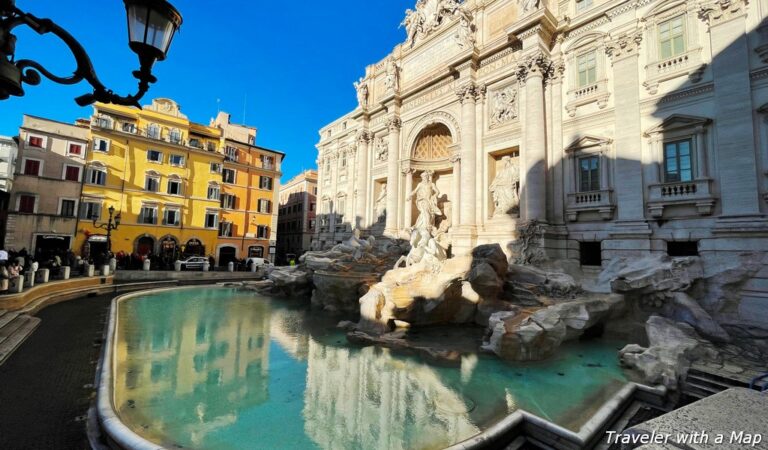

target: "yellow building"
[74,99,283,267]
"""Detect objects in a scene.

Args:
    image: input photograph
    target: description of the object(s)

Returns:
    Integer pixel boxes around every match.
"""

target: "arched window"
[147,123,161,140]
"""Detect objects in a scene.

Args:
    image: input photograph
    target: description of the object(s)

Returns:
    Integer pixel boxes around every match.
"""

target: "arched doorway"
[183,238,205,257]
[159,236,179,270]
[136,236,155,256]
[218,246,237,267]
[248,246,264,258]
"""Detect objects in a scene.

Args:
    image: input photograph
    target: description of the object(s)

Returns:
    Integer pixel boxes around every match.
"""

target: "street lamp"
[92,205,122,254]
[0,0,182,107]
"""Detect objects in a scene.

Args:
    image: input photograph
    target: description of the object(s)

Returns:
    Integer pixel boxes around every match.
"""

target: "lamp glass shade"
[125,0,182,62]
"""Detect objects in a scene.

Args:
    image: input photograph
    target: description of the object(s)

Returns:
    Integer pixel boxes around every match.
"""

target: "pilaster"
[385,117,402,236]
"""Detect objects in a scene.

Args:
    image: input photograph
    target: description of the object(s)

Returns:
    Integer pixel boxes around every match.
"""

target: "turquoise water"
[114,288,629,450]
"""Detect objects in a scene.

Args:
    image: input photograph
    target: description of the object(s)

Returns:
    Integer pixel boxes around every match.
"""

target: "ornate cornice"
[698,0,749,26]
[604,29,643,61]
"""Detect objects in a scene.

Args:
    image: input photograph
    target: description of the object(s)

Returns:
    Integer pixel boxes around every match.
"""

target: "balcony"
[565,79,610,117]
[566,189,615,221]
[643,47,705,95]
[647,178,716,218]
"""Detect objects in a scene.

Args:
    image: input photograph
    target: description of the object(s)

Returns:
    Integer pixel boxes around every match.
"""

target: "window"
[59,199,76,217]
[18,195,36,213]
[79,201,102,220]
[579,242,602,266]
[86,167,106,185]
[259,176,273,190]
[169,154,185,167]
[68,143,83,156]
[219,221,233,237]
[169,128,182,144]
[122,122,137,134]
[207,183,220,200]
[341,154,347,168]
[667,241,699,257]
[221,193,236,209]
[63,165,81,182]
[210,162,222,173]
[659,16,686,60]
[663,139,693,182]
[258,199,272,213]
[249,246,264,258]
[225,146,238,162]
[579,156,600,192]
[96,116,112,129]
[147,150,163,163]
[261,155,274,169]
[575,0,592,13]
[23,159,41,176]
[167,178,182,196]
[309,219,316,230]
[256,225,269,239]
[205,211,218,229]
[93,139,110,152]
[222,168,236,184]
[145,174,160,192]
[313,187,318,195]
[577,51,597,87]
[147,123,161,139]
[28,135,44,148]
[140,206,158,225]
[163,209,180,226]
[189,138,201,148]
[337,197,346,221]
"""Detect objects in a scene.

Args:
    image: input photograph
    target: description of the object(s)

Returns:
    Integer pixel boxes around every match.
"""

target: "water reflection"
[114,288,628,450]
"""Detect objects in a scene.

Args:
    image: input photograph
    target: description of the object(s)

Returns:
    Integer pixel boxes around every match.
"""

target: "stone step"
[0,311,20,330]
[0,316,41,366]
[0,314,28,347]
[686,373,738,391]
[683,380,723,398]
[688,366,752,388]
[0,309,6,319]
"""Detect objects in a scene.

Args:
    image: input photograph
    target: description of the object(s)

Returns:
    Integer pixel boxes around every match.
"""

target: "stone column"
[385,117,402,235]
[354,131,370,229]
[402,167,414,229]
[474,85,487,225]
[450,152,461,228]
[702,0,760,217]
[550,58,566,225]
[456,83,478,227]
[517,53,550,222]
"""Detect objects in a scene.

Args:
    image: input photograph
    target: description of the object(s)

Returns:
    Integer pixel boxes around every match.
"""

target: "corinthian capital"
[604,29,643,61]
[356,130,371,144]
[387,117,402,132]
[456,82,478,104]
[474,84,488,101]
[516,52,554,83]
[449,152,461,164]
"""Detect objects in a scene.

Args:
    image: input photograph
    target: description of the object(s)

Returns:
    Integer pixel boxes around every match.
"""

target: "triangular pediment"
[565,135,612,153]
[645,115,711,136]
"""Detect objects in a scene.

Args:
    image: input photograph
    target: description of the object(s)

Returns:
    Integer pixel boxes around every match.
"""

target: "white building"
[0,135,17,193]
[316,0,768,328]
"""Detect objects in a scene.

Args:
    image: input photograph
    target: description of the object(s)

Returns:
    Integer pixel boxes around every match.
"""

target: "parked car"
[179,256,207,271]
[245,257,267,270]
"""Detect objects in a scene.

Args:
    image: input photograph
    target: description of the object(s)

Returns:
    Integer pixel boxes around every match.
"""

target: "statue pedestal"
[450,226,478,256]
[477,215,520,260]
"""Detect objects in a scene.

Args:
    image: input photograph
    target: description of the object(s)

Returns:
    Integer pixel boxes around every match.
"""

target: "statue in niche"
[407,170,443,230]
[385,58,401,92]
[354,77,369,109]
[519,0,541,14]
[455,14,475,49]
[375,184,388,222]
[491,86,518,126]
[490,156,520,216]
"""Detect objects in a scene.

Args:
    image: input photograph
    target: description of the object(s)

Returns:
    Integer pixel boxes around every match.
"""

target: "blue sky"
[0,0,414,181]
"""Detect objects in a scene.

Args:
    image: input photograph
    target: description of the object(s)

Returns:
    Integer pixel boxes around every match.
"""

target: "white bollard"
[1,279,8,291]
[61,266,71,280]
[203,262,210,272]
[25,272,35,288]
[37,268,50,283]
[227,261,234,273]
[101,265,110,276]
[250,262,258,273]
[12,276,24,293]
[142,259,151,271]
[87,265,95,277]
[174,260,182,272]
[109,258,117,273]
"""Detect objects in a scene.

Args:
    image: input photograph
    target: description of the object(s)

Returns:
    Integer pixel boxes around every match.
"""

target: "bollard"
[25,272,36,288]
[227,261,234,273]
[250,262,258,273]
[61,266,71,280]
[1,279,8,291]
[143,259,151,271]
[37,268,50,283]
[109,258,117,273]
[174,260,182,272]
[203,262,210,272]
[87,265,95,277]
[12,276,24,293]
[101,265,110,276]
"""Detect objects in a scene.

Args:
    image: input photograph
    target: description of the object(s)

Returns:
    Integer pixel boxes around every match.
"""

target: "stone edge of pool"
[91,285,669,450]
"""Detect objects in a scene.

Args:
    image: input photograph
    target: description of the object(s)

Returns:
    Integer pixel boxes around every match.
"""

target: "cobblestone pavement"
[0,294,112,450]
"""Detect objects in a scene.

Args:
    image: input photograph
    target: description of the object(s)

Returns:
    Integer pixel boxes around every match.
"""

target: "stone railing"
[643,47,704,94]
[566,189,615,221]
[566,79,610,117]
[647,178,716,217]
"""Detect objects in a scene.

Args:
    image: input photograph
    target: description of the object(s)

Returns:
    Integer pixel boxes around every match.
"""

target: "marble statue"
[375,184,387,222]
[375,138,388,161]
[402,0,473,48]
[407,171,443,230]
[490,156,520,216]
[491,86,518,126]
[519,0,541,14]
[455,15,475,49]
[354,77,369,108]
[384,58,400,92]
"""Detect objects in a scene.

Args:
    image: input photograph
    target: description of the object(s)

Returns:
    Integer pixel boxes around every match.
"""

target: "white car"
[179,256,208,271]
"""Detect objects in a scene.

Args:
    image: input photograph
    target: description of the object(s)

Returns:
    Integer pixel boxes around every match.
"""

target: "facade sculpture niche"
[490,155,520,217]
[375,183,387,223]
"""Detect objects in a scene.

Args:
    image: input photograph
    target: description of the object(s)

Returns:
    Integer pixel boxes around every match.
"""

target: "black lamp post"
[92,205,121,254]
[0,0,182,107]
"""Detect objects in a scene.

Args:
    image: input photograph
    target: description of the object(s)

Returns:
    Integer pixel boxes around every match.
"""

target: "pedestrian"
[0,248,8,264]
